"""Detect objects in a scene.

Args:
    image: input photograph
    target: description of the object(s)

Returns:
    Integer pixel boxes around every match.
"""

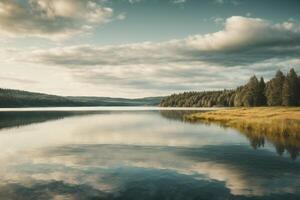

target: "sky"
[0,0,300,97]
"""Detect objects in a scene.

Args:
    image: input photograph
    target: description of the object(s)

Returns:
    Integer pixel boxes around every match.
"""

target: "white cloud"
[212,17,224,24]
[0,0,113,40]
[19,16,300,66]
[1,16,300,96]
[185,16,300,51]
[116,13,126,20]
[214,0,242,6]
[128,0,142,4]
[172,0,187,4]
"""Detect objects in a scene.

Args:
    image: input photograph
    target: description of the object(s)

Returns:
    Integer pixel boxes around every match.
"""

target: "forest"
[0,89,162,108]
[160,68,300,107]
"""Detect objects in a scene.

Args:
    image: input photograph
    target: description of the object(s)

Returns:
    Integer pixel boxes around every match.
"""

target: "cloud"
[128,0,143,4]
[22,16,300,66]
[1,142,300,198]
[186,16,300,51]
[172,0,187,4]
[0,76,37,84]
[3,16,300,96]
[0,0,113,40]
[212,17,224,24]
[116,13,126,20]
[214,0,242,6]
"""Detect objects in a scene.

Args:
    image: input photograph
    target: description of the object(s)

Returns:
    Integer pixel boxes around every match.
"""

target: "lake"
[0,107,299,200]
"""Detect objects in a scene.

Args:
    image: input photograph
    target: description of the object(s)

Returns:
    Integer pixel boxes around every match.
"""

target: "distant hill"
[0,88,163,107]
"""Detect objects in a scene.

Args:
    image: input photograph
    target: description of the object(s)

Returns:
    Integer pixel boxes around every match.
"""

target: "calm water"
[0,107,299,200]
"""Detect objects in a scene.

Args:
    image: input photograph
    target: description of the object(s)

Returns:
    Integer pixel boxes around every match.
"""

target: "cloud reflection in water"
[0,110,299,199]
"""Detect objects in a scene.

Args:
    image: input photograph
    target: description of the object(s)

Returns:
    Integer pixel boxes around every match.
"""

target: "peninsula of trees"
[160,68,300,107]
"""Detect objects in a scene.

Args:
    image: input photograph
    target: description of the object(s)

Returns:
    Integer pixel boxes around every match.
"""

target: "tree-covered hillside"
[160,69,300,107]
[0,89,163,108]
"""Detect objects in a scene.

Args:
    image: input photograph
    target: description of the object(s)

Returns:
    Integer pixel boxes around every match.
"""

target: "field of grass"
[185,107,300,138]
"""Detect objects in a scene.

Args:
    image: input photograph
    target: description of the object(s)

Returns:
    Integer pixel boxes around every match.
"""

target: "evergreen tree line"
[160,68,300,107]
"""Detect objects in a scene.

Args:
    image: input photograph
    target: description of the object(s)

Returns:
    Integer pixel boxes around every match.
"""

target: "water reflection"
[0,109,299,199]
[243,130,300,160]
[159,110,200,121]
[162,110,300,160]
[1,145,300,199]
[0,111,110,130]
[191,120,300,160]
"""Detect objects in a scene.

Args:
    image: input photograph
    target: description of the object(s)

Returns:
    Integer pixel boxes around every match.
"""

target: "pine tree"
[241,76,260,106]
[282,68,299,106]
[266,70,285,106]
[257,77,267,106]
[282,78,291,106]
[298,75,300,105]
[233,86,244,107]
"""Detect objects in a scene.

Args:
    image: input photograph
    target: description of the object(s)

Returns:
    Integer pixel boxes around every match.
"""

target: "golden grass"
[185,107,300,138]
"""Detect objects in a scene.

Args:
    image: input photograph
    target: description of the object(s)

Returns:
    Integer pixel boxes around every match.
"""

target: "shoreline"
[0,106,225,112]
[184,107,300,138]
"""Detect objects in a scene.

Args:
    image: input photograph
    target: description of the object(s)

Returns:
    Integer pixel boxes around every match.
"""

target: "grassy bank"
[185,107,300,138]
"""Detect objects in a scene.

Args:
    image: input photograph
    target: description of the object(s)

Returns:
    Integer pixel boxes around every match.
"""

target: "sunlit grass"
[185,107,300,138]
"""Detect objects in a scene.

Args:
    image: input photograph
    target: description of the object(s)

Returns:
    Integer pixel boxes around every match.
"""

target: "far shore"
[185,107,300,138]
[0,106,225,112]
